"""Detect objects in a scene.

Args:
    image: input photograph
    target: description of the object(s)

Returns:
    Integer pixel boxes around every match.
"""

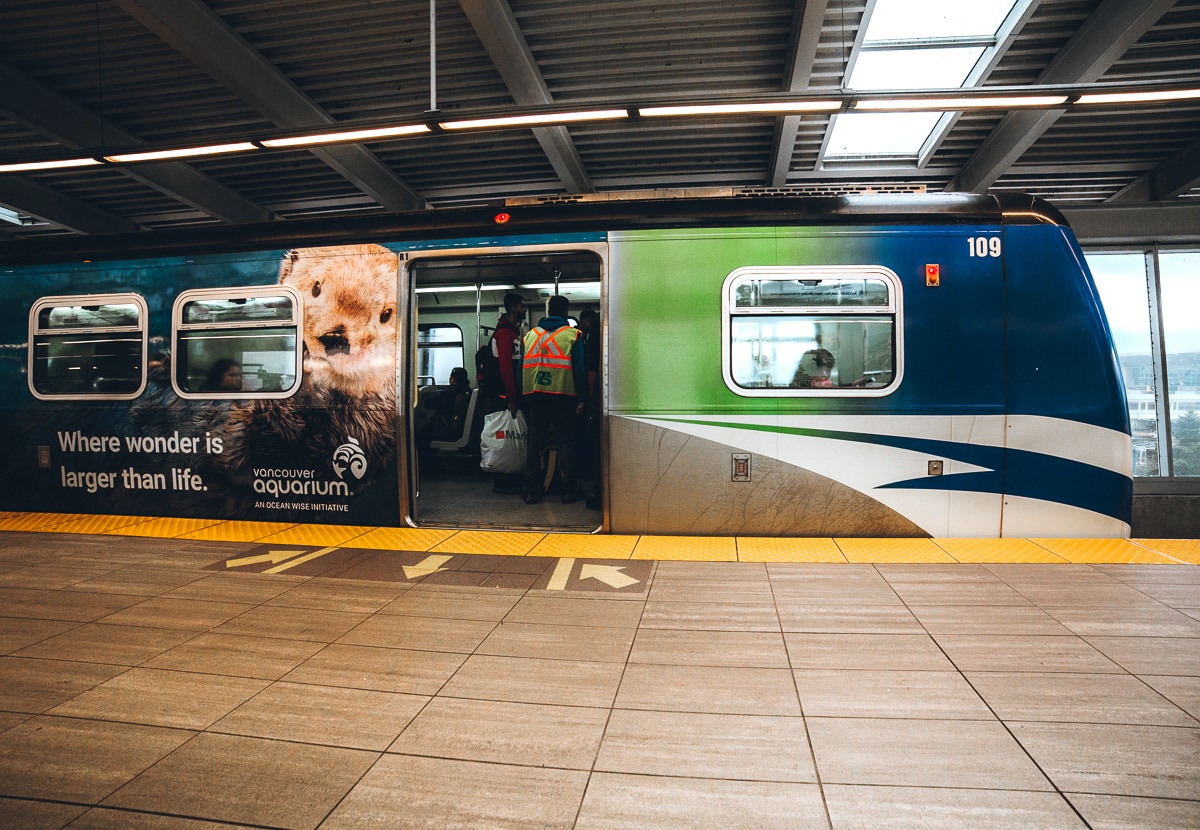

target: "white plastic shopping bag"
[479,409,528,474]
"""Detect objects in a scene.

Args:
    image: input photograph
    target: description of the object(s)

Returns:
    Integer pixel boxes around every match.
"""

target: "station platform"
[0,516,1197,828]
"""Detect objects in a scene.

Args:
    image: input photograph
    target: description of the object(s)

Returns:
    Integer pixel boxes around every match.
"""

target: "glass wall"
[1087,248,1200,478]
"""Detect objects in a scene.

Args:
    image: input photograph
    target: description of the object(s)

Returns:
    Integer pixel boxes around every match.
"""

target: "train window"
[172,286,303,399]
[28,293,148,400]
[722,266,902,397]
[417,323,465,388]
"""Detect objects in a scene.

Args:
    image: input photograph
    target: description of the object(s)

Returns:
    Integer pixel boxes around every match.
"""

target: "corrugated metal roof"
[0,0,1197,239]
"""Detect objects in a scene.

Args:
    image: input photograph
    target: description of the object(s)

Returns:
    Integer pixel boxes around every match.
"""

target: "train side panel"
[605,222,1129,538]
[1000,223,1132,537]
[0,249,405,526]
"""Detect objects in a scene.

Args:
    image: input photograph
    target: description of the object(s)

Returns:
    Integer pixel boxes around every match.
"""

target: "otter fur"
[117,244,402,519]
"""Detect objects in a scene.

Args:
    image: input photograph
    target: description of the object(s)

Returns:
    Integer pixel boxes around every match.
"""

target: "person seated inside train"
[415,367,472,469]
[200,358,244,392]
[791,348,835,388]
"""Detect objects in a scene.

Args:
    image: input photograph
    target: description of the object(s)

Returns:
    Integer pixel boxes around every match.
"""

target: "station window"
[722,266,902,397]
[172,286,303,398]
[28,293,148,399]
[417,323,465,388]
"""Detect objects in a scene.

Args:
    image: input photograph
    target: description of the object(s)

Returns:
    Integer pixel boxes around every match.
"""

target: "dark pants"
[524,393,579,494]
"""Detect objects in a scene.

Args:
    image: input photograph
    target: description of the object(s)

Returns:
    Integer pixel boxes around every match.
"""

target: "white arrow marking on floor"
[546,558,574,591]
[579,564,639,589]
[265,546,338,574]
[403,554,453,580]
[225,549,306,569]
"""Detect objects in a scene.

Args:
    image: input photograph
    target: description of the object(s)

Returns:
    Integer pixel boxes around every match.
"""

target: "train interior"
[410,247,603,532]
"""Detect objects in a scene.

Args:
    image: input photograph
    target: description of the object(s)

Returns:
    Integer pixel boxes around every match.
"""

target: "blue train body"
[0,193,1131,537]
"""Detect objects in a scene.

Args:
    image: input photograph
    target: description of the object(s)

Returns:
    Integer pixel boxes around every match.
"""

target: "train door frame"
[402,241,609,532]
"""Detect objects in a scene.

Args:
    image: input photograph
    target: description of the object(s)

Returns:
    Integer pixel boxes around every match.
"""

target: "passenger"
[415,367,472,472]
[578,308,602,511]
[482,293,527,415]
[521,295,587,505]
[201,358,244,392]
[481,293,527,493]
[791,348,835,388]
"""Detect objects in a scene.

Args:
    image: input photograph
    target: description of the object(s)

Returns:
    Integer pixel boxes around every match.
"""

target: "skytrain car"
[0,193,1131,538]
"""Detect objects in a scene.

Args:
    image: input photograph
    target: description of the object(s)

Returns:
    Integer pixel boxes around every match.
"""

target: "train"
[0,192,1132,538]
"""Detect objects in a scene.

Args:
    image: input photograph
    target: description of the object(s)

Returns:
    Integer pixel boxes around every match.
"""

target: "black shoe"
[561,484,586,504]
[585,495,602,511]
[522,488,541,505]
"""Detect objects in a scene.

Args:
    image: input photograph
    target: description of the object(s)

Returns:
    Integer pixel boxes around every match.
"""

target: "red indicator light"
[494,212,511,224]
[925,263,940,287]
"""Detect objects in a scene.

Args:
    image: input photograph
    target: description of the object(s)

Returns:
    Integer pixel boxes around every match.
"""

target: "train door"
[406,245,605,531]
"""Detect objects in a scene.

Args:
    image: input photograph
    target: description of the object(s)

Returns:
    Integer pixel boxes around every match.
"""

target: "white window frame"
[28,292,149,400]
[172,285,304,400]
[721,265,904,398]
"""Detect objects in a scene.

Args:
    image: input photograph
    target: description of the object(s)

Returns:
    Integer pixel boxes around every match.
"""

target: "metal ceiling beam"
[458,0,592,193]
[1109,136,1200,203]
[949,0,1177,193]
[768,0,828,187]
[1064,202,1200,245]
[0,177,140,235]
[113,0,426,212]
[0,61,273,225]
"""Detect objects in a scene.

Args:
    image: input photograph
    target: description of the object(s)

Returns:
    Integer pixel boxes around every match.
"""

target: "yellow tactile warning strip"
[1033,537,1178,565]
[2,513,1200,565]
[1135,538,1200,565]
[934,537,1070,564]
[99,516,226,538]
[0,512,86,531]
[836,537,957,564]
[46,514,155,535]
[348,526,457,551]
[737,536,847,563]
[256,524,376,547]
[429,530,546,556]
[632,535,737,561]
[178,520,299,542]
[527,533,640,559]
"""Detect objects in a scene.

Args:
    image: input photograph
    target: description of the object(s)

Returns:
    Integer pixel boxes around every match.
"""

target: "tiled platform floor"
[0,530,1197,829]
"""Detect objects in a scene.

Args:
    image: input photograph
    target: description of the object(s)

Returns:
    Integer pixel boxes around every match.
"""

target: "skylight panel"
[826,112,943,158]
[823,0,1025,161]
[848,48,985,91]
[865,0,1018,41]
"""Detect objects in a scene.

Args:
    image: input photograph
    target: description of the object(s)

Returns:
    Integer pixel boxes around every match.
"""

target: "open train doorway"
[408,245,605,531]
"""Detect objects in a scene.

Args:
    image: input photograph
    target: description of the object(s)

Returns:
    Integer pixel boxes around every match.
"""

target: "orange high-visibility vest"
[522,325,579,395]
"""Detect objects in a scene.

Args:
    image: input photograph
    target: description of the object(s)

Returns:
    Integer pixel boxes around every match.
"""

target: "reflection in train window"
[723,267,901,397]
[417,323,464,388]
[172,286,303,399]
[28,293,148,399]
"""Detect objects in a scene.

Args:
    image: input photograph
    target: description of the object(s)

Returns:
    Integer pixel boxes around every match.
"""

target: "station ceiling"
[1,0,1198,243]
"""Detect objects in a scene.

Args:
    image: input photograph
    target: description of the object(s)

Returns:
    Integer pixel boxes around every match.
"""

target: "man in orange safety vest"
[520,295,587,505]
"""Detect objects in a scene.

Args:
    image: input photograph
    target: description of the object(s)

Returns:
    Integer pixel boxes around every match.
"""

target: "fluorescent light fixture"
[415,284,516,294]
[518,282,602,291]
[1076,88,1200,105]
[0,157,102,173]
[103,142,259,163]
[262,124,430,147]
[640,101,840,117]
[855,94,1068,111]
[441,110,628,130]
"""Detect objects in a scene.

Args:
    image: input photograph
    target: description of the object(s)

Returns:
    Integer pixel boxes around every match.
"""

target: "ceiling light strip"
[441,109,629,130]
[262,124,431,147]
[855,95,1069,111]
[1075,88,1200,105]
[102,142,259,163]
[640,101,840,116]
[0,157,104,173]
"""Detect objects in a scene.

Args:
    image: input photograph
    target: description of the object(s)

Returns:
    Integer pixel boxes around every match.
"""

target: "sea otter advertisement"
[0,244,402,526]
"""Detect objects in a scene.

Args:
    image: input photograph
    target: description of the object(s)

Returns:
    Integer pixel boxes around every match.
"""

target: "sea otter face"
[278,244,398,397]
